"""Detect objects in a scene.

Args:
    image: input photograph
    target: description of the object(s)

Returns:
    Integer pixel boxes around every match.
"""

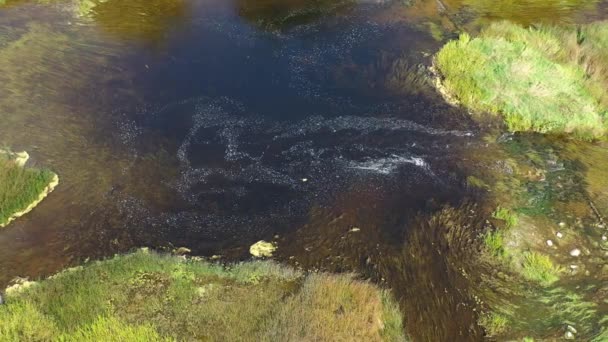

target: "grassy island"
[435,21,608,139]
[0,150,58,228]
[0,250,406,341]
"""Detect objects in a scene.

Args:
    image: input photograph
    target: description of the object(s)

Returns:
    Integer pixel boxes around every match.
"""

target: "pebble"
[349,227,361,233]
[567,325,577,334]
[569,264,578,269]
[565,331,575,340]
[570,248,581,257]
[301,178,308,182]
[602,235,607,241]
[546,239,554,247]
[559,222,567,228]
[556,232,563,238]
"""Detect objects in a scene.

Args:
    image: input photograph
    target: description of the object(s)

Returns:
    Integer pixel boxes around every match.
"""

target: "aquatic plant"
[492,207,518,229]
[0,250,405,341]
[520,251,562,285]
[0,151,57,227]
[483,230,505,258]
[236,0,353,31]
[435,22,608,139]
[478,312,509,336]
[463,0,598,25]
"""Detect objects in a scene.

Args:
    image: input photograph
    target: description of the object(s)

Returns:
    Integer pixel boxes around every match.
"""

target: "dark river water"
[1,0,607,340]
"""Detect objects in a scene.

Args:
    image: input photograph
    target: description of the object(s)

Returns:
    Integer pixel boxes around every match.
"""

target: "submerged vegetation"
[519,251,562,285]
[0,150,57,227]
[0,250,405,341]
[435,21,608,139]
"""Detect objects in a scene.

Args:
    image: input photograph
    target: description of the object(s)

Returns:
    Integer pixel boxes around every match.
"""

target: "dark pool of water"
[1,0,607,340]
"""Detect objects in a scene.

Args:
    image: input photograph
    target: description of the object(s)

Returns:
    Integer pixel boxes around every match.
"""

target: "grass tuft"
[0,152,56,227]
[492,207,518,229]
[520,251,562,285]
[478,312,510,336]
[435,21,608,139]
[484,230,505,258]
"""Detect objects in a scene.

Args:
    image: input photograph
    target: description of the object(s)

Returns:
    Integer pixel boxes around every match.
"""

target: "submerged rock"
[249,240,276,257]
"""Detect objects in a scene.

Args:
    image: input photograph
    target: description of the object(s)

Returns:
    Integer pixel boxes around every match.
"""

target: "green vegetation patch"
[435,22,608,139]
[0,250,405,341]
[0,152,56,227]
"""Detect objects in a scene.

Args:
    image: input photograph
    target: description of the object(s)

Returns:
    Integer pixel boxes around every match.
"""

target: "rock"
[546,240,554,247]
[249,240,276,257]
[565,331,575,340]
[570,248,581,257]
[174,247,191,255]
[5,279,37,296]
[556,232,563,238]
[301,178,308,182]
[602,235,607,241]
[349,227,361,233]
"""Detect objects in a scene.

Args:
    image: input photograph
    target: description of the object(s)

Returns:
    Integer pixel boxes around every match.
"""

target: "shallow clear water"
[1,0,608,340]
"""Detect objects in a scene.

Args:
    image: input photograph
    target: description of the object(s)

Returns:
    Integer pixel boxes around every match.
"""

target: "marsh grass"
[0,250,405,341]
[0,154,55,227]
[436,22,608,139]
[520,251,562,285]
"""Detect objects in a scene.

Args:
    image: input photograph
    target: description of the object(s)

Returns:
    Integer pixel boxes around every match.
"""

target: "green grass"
[0,153,56,227]
[0,250,406,341]
[435,22,608,139]
[520,251,562,285]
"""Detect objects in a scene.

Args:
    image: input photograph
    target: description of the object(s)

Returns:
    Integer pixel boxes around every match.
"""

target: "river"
[1,0,607,340]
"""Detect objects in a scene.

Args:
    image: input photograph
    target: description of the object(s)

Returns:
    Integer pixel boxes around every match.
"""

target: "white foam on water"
[348,154,429,175]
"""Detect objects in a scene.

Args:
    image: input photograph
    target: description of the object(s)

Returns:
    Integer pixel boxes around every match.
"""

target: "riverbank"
[0,150,58,228]
[0,249,406,341]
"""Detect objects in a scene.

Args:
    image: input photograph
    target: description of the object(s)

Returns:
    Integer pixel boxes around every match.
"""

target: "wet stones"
[564,325,577,339]
[249,240,276,257]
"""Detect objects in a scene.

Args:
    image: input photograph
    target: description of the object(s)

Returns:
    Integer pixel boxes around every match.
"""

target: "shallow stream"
[1,0,607,340]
